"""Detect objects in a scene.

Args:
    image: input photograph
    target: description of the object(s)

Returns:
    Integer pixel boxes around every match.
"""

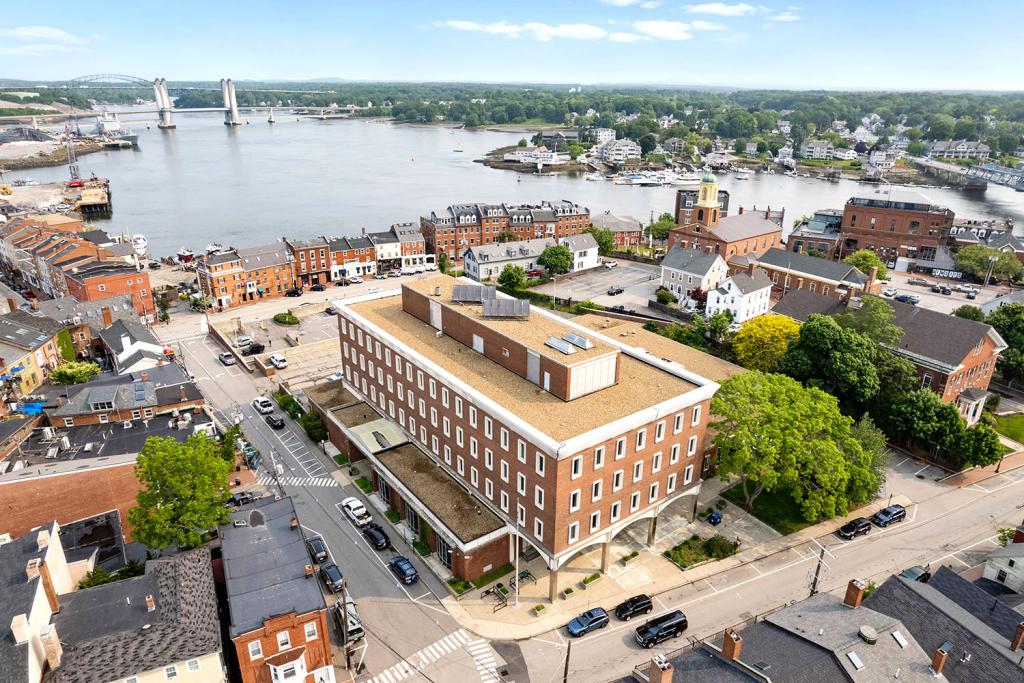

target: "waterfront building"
[502,146,570,165]
[367,229,402,273]
[926,139,992,160]
[285,237,331,287]
[777,144,794,161]
[420,200,590,264]
[61,261,154,321]
[800,139,834,159]
[197,241,295,311]
[328,235,376,279]
[329,277,717,597]
[836,188,955,264]
[787,208,844,258]
[831,147,859,161]
[596,139,642,164]
[668,174,784,264]
[391,222,430,270]
[539,130,579,151]
[590,212,643,248]
[0,309,64,407]
[592,127,616,145]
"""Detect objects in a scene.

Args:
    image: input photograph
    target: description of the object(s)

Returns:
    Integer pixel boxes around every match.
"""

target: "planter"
[532,605,545,616]
[621,552,640,566]
[559,588,575,600]
[580,573,602,590]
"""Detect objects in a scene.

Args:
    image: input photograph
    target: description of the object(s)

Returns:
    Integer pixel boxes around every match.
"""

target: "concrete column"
[548,566,559,603]
[225,79,241,126]
[647,516,658,547]
[600,541,611,573]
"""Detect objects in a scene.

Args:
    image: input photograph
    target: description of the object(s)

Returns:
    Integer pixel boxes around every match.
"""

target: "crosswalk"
[257,475,339,488]
[368,629,489,683]
[274,430,329,477]
[466,639,501,683]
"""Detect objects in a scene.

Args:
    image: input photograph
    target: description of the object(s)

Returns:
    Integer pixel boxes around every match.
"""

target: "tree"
[78,566,114,589]
[128,434,232,550]
[871,349,918,419]
[906,141,925,156]
[656,289,677,305]
[647,212,676,242]
[987,303,1024,384]
[156,296,171,323]
[953,116,978,141]
[51,361,101,385]
[496,230,517,244]
[780,315,880,413]
[732,315,800,373]
[955,423,1003,469]
[219,424,241,462]
[835,295,902,345]
[300,411,328,443]
[886,389,963,456]
[566,141,583,159]
[956,244,1023,282]
[584,226,615,256]
[925,113,955,140]
[711,372,869,521]
[952,304,985,321]
[842,249,888,281]
[536,245,573,275]
[705,310,733,346]
[847,415,888,504]
[497,264,525,290]
[517,138,528,147]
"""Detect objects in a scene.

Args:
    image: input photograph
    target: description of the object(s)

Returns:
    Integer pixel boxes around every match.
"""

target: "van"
[634,610,688,648]
[332,597,364,642]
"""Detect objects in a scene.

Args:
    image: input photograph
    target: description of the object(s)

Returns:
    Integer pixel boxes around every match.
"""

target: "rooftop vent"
[545,337,577,355]
[563,332,594,350]
[858,625,878,645]
[845,651,865,671]
[891,630,909,649]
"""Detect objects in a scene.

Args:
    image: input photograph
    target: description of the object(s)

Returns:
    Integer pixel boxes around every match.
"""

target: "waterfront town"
[4,5,1024,683]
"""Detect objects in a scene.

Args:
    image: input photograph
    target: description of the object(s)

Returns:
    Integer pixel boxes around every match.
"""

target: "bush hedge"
[273,312,300,325]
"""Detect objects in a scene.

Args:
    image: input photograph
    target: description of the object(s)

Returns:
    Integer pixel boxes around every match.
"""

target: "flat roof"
[347,291,701,443]
[403,277,614,367]
[572,314,745,383]
[332,402,381,429]
[377,443,503,544]
[304,381,359,408]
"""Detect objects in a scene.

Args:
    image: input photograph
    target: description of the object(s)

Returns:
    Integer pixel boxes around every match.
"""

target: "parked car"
[341,497,373,526]
[634,611,688,648]
[837,517,872,540]
[931,284,943,293]
[306,536,329,563]
[319,562,344,592]
[332,598,365,643]
[966,291,978,300]
[264,414,285,430]
[871,504,907,527]
[567,608,610,637]
[614,595,653,621]
[374,273,387,280]
[268,354,287,369]
[894,294,920,305]
[218,352,236,366]
[400,267,415,276]
[347,276,363,285]
[525,268,544,277]
[387,555,419,584]
[229,491,260,507]
[310,283,327,292]
[908,277,931,286]
[285,288,303,297]
[882,287,898,297]
[604,260,618,269]
[325,371,343,382]
[607,286,624,296]
[388,270,401,278]
[940,287,952,295]
[251,397,275,415]
[361,523,391,550]
[325,306,337,315]
[233,335,254,349]
[147,261,162,269]
[899,565,932,583]
[335,279,348,287]
[241,342,265,356]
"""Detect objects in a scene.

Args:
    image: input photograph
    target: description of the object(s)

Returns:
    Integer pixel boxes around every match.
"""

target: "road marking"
[258,475,338,488]
[466,639,500,683]
[368,630,471,683]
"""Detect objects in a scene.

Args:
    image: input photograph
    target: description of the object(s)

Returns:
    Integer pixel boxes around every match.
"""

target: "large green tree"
[955,423,1004,469]
[885,389,963,456]
[955,245,1022,282]
[537,245,573,275]
[988,303,1024,384]
[497,264,526,290]
[952,304,985,321]
[842,249,888,281]
[128,434,232,550]
[647,212,676,242]
[732,314,800,373]
[51,361,101,385]
[584,226,615,256]
[835,295,902,345]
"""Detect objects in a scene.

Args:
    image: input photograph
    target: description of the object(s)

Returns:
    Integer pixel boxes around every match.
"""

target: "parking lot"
[885,271,1007,314]
[531,259,661,312]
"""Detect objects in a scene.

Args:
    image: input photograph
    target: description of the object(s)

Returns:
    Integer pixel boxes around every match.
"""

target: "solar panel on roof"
[563,332,594,350]
[482,298,530,318]
[545,337,577,355]
[452,285,484,302]
[481,286,497,300]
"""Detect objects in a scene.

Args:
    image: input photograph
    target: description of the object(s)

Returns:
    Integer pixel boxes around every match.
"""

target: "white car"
[325,371,343,382]
[400,267,415,276]
[603,260,618,269]
[341,497,372,527]
[882,287,898,297]
[252,397,275,415]
[268,354,287,369]
[233,335,254,348]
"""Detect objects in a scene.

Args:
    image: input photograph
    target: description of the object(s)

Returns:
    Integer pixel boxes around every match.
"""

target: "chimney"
[140,371,149,382]
[867,266,878,291]
[40,623,62,669]
[6,298,17,313]
[931,643,951,676]
[56,396,64,406]
[10,614,29,644]
[290,516,299,529]
[30,298,39,311]
[26,558,41,582]
[844,579,866,608]
[648,656,673,683]
[765,207,771,219]
[722,628,743,661]
[1012,621,1024,652]
[361,226,366,237]
[145,594,156,612]
[101,306,112,327]
[36,529,50,552]
[738,206,744,215]
[747,262,757,277]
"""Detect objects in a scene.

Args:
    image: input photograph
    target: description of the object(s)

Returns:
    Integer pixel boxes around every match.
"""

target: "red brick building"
[837,188,955,264]
[328,236,376,279]
[590,212,644,249]
[63,262,154,321]
[197,242,295,310]
[285,237,331,286]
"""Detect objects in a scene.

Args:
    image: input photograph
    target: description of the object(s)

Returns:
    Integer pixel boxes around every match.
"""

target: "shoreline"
[0,143,105,172]
[477,145,589,175]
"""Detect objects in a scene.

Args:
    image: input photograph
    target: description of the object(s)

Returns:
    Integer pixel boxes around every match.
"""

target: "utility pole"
[808,538,834,598]
[340,578,352,671]
[562,638,572,683]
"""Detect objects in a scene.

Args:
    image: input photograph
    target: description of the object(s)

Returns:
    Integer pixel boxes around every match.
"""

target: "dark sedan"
[320,562,344,592]
[567,608,610,637]
[837,517,871,540]
[614,595,653,621]
[264,414,285,430]
[285,288,303,297]
[310,283,327,291]
[361,523,391,550]
[388,555,419,584]
[871,504,907,527]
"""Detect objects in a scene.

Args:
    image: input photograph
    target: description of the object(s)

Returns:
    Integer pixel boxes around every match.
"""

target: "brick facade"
[64,266,153,319]
[231,609,333,683]
[838,194,955,263]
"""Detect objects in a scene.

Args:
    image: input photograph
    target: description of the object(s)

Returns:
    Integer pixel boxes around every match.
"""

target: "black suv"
[320,562,344,592]
[306,536,329,563]
[264,414,285,430]
[615,594,653,621]
[871,504,907,528]
[241,342,265,356]
[361,523,391,550]
[634,611,687,649]
[837,517,871,540]
[310,283,327,292]
[285,288,303,297]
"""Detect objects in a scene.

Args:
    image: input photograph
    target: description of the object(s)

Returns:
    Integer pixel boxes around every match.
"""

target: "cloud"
[0,44,82,57]
[632,20,693,40]
[691,20,727,30]
[523,23,608,41]
[599,0,661,6]
[764,11,801,22]
[436,20,522,37]
[0,25,96,44]
[683,2,756,16]
[608,32,651,42]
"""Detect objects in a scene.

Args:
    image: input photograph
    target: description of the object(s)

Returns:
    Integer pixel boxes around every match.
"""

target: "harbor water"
[9,111,1024,257]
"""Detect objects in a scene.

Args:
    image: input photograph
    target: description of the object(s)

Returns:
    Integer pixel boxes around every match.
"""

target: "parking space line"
[914,464,931,476]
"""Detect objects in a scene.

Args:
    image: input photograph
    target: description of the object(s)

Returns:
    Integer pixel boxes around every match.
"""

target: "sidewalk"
[941,445,1024,487]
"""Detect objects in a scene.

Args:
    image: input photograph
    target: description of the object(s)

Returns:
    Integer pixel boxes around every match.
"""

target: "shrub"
[656,288,677,305]
[385,507,400,524]
[562,586,574,596]
[702,535,737,560]
[572,300,605,314]
[273,312,300,325]
[272,391,303,419]
[51,360,101,385]
[355,476,372,494]
[471,562,514,588]
[622,550,639,562]
[299,411,328,442]
[413,537,431,556]
[582,572,601,585]
[533,604,545,613]
[333,453,349,466]
[447,576,473,594]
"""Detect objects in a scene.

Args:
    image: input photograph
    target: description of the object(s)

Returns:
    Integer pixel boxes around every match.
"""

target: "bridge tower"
[223,79,241,126]
[153,78,175,129]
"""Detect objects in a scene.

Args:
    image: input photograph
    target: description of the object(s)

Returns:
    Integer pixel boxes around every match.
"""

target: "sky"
[1,1,1023,91]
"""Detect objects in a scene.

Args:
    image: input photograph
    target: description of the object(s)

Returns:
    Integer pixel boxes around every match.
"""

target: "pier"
[907,157,988,191]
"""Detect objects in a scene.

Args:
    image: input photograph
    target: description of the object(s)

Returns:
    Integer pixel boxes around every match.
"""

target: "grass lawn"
[993,414,1024,443]
[721,484,814,536]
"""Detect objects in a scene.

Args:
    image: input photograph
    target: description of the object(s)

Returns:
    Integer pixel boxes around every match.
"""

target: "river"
[9,111,1024,257]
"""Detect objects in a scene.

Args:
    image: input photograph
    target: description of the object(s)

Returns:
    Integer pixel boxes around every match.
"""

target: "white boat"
[784,170,798,177]
[584,172,603,181]
[734,173,750,180]
[205,243,224,254]
[176,247,195,264]
[735,167,754,175]
[131,234,148,256]
[673,172,702,185]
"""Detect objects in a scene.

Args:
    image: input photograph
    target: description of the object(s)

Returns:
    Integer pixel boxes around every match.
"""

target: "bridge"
[965,162,1024,192]
[906,156,988,192]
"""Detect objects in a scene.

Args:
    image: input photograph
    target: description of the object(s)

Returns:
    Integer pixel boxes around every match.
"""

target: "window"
[922,374,933,389]
[630,492,641,512]
[632,461,643,482]
[692,405,702,426]
[667,473,677,494]
[484,417,493,439]
[670,444,680,465]
[430,407,437,427]
[485,448,493,470]
[444,445,452,465]
[500,460,509,482]
[98,284,106,292]
[652,452,662,474]
[517,439,527,463]
[535,452,545,477]
[687,435,698,456]
[441,387,449,407]
[471,467,478,487]
[684,464,694,485]
[517,503,526,526]
[655,421,665,443]
[443,417,450,437]
[248,640,264,660]
[277,631,291,650]
[534,518,544,541]
[592,479,603,502]
[302,620,318,640]
[64,418,74,427]
[610,501,621,523]
[457,456,465,475]
[500,491,509,512]
[469,406,477,427]
[589,511,601,532]
[569,489,581,512]
[456,427,464,447]
[636,429,647,451]
[429,378,436,398]
[568,521,579,544]
[164,666,178,680]
[615,437,626,460]
[500,428,509,450]
[649,483,659,502]
[570,455,582,479]
[485,478,493,499]
[470,437,478,459]
[612,469,624,492]
[431,435,439,455]
[455,396,463,417]
[517,472,526,495]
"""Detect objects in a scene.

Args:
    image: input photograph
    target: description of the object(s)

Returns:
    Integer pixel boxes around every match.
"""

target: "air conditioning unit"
[45,446,58,459]
[123,421,132,430]
[83,442,94,452]
[42,426,56,440]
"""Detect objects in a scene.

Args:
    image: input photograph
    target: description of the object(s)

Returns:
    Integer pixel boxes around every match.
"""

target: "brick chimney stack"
[40,624,62,669]
[1012,621,1024,652]
[101,306,113,327]
[931,644,950,676]
[722,628,743,661]
[844,579,866,609]
[648,657,674,683]
[10,614,29,644]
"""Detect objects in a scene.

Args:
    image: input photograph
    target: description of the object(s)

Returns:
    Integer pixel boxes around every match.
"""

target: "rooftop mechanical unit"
[482,298,530,319]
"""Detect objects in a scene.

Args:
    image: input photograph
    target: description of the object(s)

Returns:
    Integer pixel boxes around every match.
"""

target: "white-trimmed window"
[64,418,74,427]
[431,436,439,455]
[592,479,603,502]
[455,396,463,417]
[485,448,493,470]
[655,421,665,443]
[692,405,702,426]
[470,437,478,458]
[610,501,621,523]
[517,439,527,463]
[670,444,680,465]
[594,446,605,470]
[164,666,177,680]
[517,472,526,495]
[500,460,509,482]
[484,417,493,439]
[443,417,450,437]
[615,437,626,460]
[687,435,698,456]
[673,413,683,434]
[568,521,579,544]
[570,455,582,479]
[441,387,449,407]
[417,370,424,390]
[534,518,544,541]
[444,445,452,465]
[469,406,477,428]
[589,511,601,533]
[632,461,643,482]
[636,429,647,451]
[652,452,662,474]
[500,428,509,450]
[517,504,526,526]
[305,621,318,641]
[667,473,677,494]
[684,464,694,485]
[277,631,291,650]
[535,452,545,477]
[430,407,437,427]
[457,456,465,475]
[188,660,200,672]
[612,469,624,492]
[429,378,436,398]
[569,489,581,512]
[534,485,544,510]
[649,482,659,503]
[396,356,403,374]
[471,466,479,487]
[456,426,464,447]
[630,491,641,512]
[500,491,509,512]
[418,398,425,418]
[485,478,493,500]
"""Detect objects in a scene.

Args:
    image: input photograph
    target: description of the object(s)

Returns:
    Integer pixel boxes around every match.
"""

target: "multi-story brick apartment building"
[328,235,376,279]
[62,261,154,320]
[0,309,65,406]
[420,200,591,264]
[331,277,718,601]
[590,212,644,249]
[285,237,331,287]
[220,497,335,683]
[837,188,955,264]
[197,242,295,310]
[391,223,430,269]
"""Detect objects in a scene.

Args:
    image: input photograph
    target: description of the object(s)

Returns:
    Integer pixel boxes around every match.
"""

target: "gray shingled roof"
[590,213,642,233]
[48,547,221,683]
[889,300,1005,369]
[662,246,724,277]
[756,248,869,285]
[35,295,135,332]
[705,212,781,244]
[561,233,598,253]
[925,566,1023,641]
[467,237,555,264]
[98,319,159,355]
[0,522,56,681]
[728,270,772,295]
[238,242,293,269]
[771,290,847,322]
